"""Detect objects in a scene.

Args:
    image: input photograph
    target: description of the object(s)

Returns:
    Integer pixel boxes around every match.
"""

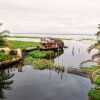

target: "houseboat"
[38,37,64,50]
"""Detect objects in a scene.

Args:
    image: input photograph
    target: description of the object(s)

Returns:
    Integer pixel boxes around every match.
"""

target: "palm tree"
[95,24,100,39]
[0,23,10,47]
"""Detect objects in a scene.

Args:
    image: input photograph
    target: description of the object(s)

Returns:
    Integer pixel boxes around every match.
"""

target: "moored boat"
[38,37,64,50]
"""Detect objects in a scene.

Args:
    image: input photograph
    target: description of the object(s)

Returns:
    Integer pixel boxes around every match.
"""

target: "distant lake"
[9,33,96,40]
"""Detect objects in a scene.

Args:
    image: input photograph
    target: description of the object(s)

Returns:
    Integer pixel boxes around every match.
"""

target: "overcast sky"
[0,0,100,34]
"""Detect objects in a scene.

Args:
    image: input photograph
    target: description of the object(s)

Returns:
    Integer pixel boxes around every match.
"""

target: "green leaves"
[0,51,12,62]
[88,89,100,100]
[27,50,54,58]
[95,76,100,86]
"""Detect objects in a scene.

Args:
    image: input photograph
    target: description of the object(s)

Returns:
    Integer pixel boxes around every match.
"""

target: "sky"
[0,0,100,34]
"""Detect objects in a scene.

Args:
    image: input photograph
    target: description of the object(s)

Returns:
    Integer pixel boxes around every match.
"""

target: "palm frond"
[80,60,96,66]
[0,30,10,36]
[0,35,9,38]
[91,52,100,60]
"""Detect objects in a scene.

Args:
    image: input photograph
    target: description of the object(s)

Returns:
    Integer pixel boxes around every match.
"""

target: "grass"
[77,38,95,41]
[27,50,54,58]
[0,51,13,62]
[9,36,40,39]
[88,88,100,100]
[10,40,39,49]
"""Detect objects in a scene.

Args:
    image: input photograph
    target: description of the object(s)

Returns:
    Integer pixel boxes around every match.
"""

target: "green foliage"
[24,57,54,70]
[32,59,53,70]
[0,38,11,47]
[96,31,100,39]
[27,50,54,58]
[0,51,12,62]
[95,77,100,86]
[88,88,100,100]
[10,41,39,49]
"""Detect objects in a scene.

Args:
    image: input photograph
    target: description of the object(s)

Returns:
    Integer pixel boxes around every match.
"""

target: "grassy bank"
[81,65,100,100]
[10,40,39,49]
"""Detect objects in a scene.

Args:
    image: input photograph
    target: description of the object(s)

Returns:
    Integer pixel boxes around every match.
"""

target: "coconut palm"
[0,23,10,47]
[95,24,100,39]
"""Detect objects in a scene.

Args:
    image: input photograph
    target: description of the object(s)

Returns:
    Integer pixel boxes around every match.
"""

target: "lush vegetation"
[24,57,64,71]
[24,57,54,70]
[0,51,13,62]
[27,50,54,58]
[10,40,39,49]
[88,88,100,100]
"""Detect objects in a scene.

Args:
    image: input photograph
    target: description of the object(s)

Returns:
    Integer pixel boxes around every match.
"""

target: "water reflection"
[0,69,14,99]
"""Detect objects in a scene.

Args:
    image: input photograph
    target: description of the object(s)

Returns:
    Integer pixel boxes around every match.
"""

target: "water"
[1,65,92,100]
[9,33,96,40]
[0,34,96,100]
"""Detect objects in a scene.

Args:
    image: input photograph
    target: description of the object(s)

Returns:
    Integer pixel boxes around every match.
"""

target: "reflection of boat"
[38,37,64,50]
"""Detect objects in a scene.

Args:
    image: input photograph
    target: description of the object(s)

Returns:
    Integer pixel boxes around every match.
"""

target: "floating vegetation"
[27,50,54,59]
[24,57,64,71]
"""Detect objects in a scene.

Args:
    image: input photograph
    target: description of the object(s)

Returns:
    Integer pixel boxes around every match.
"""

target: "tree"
[0,23,10,47]
[95,24,100,39]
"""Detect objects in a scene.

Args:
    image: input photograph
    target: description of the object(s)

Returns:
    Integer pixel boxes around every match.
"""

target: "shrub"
[88,88,100,100]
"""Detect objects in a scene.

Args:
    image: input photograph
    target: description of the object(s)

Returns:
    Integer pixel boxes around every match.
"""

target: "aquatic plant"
[27,50,54,58]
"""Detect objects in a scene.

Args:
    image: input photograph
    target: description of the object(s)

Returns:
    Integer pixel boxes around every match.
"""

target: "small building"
[39,37,64,50]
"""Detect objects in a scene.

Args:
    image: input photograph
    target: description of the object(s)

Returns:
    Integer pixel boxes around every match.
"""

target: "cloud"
[0,0,100,34]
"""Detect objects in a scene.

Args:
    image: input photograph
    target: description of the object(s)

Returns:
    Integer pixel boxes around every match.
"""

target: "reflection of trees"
[0,70,14,99]
[80,41,100,66]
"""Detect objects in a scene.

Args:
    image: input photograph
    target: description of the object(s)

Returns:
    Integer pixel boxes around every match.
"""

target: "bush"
[88,88,100,100]
[0,51,12,61]
[95,76,100,86]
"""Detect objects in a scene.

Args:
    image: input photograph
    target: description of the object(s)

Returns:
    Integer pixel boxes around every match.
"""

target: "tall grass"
[10,40,39,49]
